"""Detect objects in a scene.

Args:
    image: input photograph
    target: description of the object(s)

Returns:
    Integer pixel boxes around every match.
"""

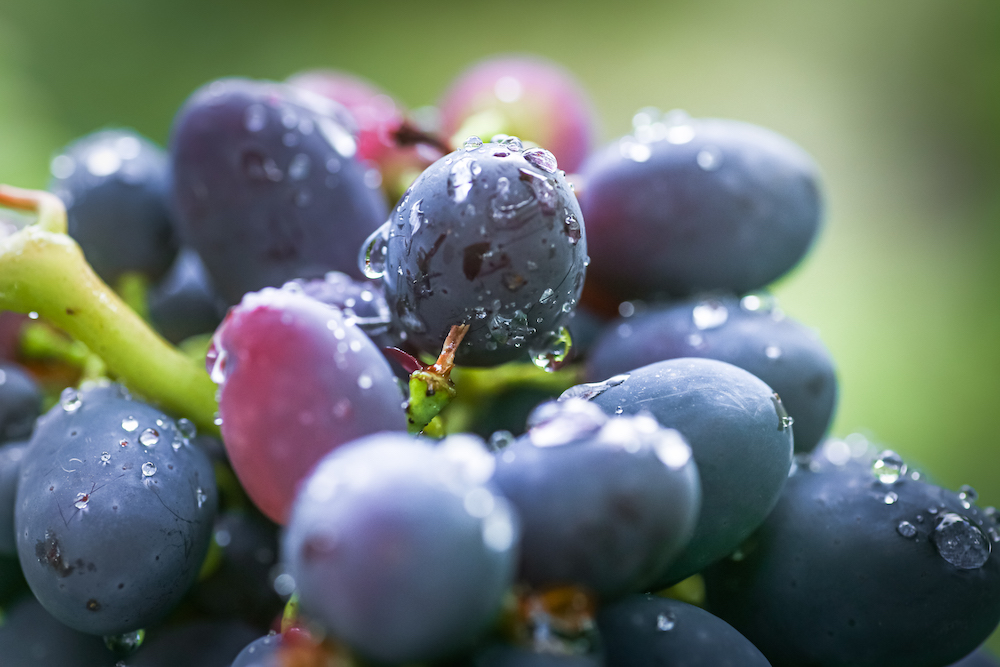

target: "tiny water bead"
[138,428,159,447]
[656,612,676,632]
[100,452,111,465]
[872,450,907,484]
[141,462,157,477]
[897,521,917,538]
[463,136,483,151]
[121,416,139,432]
[60,388,82,413]
[523,147,558,173]
[933,513,991,569]
[74,493,89,510]
[692,300,728,330]
[884,491,899,505]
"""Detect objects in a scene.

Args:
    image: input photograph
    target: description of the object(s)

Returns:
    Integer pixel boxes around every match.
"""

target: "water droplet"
[620,139,651,162]
[529,327,573,372]
[448,157,479,203]
[357,374,373,389]
[501,135,523,152]
[933,513,991,569]
[765,345,782,360]
[687,333,704,347]
[196,487,207,508]
[51,154,76,179]
[74,493,89,510]
[100,452,111,465]
[696,146,723,171]
[872,450,907,484]
[959,484,979,505]
[884,491,899,505]
[121,416,139,432]
[176,418,196,439]
[214,413,223,426]
[692,300,728,329]
[464,487,496,519]
[408,199,425,236]
[104,630,145,655]
[771,393,793,431]
[560,374,630,401]
[656,612,676,631]
[897,521,917,538]
[360,223,390,279]
[539,288,556,304]
[563,214,581,244]
[317,116,357,158]
[523,147,558,173]
[487,430,515,452]
[243,103,267,132]
[666,124,695,145]
[139,428,159,447]
[464,136,483,150]
[60,388,82,413]
[141,462,156,477]
[86,148,122,177]
[288,153,311,181]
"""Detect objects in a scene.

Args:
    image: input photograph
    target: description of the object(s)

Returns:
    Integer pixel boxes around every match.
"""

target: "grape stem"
[0,185,220,433]
[392,119,453,154]
[406,324,469,435]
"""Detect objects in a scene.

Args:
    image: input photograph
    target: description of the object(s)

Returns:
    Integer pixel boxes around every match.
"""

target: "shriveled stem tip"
[428,324,469,379]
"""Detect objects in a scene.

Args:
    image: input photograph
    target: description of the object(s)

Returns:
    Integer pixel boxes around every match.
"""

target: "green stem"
[406,324,468,435]
[0,185,219,434]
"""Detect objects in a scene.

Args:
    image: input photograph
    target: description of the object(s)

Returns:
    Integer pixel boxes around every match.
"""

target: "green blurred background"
[1,0,998,653]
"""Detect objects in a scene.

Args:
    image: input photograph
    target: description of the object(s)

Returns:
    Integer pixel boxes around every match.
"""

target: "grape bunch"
[0,53,996,667]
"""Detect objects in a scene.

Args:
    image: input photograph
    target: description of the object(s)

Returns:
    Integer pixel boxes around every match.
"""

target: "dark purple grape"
[470,643,605,667]
[586,294,837,452]
[209,286,406,524]
[0,362,42,444]
[572,357,793,586]
[148,247,225,344]
[598,595,771,666]
[190,509,283,629]
[170,77,387,305]
[230,633,282,667]
[493,399,700,598]
[282,432,519,664]
[0,440,29,555]
[949,649,1000,667]
[368,137,586,367]
[0,595,110,666]
[49,128,178,285]
[703,451,1000,667]
[15,383,217,635]
[579,113,822,305]
[126,619,260,667]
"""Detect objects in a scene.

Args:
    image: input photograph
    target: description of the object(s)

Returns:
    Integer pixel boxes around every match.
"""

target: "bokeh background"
[1,0,998,654]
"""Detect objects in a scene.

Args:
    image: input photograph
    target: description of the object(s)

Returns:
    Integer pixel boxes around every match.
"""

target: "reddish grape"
[208,287,406,524]
[439,55,597,174]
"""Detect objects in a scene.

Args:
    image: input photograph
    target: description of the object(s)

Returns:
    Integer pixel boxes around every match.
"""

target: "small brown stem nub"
[392,119,453,154]
[428,324,469,379]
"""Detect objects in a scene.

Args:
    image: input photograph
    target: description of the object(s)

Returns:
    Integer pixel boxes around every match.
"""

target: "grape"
[14,383,217,635]
[125,619,260,667]
[288,69,439,195]
[287,269,397,350]
[703,452,1000,667]
[48,128,178,286]
[0,595,110,666]
[493,399,700,598]
[578,114,822,309]
[439,56,597,174]
[208,286,406,523]
[572,357,794,586]
[231,633,283,666]
[0,361,42,443]
[189,509,283,630]
[470,644,605,667]
[282,432,519,664]
[169,77,388,305]
[950,649,1000,667]
[586,294,837,453]
[0,440,28,555]
[369,138,586,367]
[597,595,771,666]
[148,247,225,344]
